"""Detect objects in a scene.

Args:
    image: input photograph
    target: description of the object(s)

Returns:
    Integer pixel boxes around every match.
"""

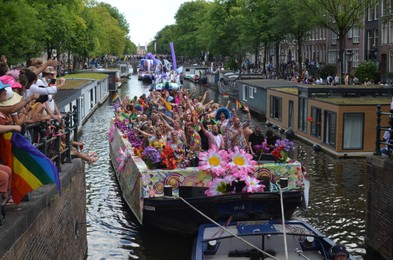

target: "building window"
[367,30,373,54]
[375,2,379,20]
[298,97,307,132]
[353,27,360,43]
[328,51,337,64]
[348,28,353,38]
[343,113,364,150]
[383,22,388,45]
[374,29,379,47]
[270,95,282,121]
[311,107,322,138]
[242,85,248,102]
[324,110,336,147]
[389,49,393,73]
[332,32,338,45]
[368,5,373,21]
[353,49,359,67]
[390,20,393,44]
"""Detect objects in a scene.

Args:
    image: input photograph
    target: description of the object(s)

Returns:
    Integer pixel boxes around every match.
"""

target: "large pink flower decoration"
[242,175,265,193]
[198,146,228,177]
[227,146,256,175]
[205,175,236,196]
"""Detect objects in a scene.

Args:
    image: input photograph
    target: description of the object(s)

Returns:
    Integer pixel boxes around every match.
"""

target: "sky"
[100,0,188,47]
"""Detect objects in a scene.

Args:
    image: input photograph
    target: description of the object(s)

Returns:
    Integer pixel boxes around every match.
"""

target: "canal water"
[82,75,368,259]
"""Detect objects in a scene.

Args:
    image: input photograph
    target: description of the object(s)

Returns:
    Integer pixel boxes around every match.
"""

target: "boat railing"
[24,105,79,171]
[375,104,393,157]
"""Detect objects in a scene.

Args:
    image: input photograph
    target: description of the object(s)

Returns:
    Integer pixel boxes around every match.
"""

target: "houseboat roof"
[55,79,92,104]
[63,73,108,81]
[237,79,297,88]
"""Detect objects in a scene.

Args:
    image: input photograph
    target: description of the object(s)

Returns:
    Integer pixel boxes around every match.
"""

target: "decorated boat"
[192,220,356,260]
[108,118,309,235]
[149,82,181,92]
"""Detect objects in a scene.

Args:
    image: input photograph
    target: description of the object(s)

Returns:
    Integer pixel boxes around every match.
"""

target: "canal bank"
[0,159,87,259]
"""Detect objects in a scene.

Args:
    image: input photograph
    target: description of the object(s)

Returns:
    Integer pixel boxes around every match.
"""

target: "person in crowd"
[198,122,224,150]
[199,112,217,150]
[248,125,265,159]
[226,116,248,150]
[381,117,393,156]
[185,123,201,156]
[60,137,98,165]
[266,129,280,152]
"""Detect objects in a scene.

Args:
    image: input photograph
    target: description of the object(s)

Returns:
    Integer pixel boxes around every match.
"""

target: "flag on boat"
[236,99,243,110]
[0,132,61,205]
[112,93,120,103]
[223,93,229,99]
[160,96,172,111]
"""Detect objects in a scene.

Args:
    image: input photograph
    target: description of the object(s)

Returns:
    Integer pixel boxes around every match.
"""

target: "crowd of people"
[0,56,97,225]
[114,87,285,169]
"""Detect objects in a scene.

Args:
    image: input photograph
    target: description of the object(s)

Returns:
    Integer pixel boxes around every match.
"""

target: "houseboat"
[109,119,309,235]
[57,72,110,126]
[238,79,297,116]
[265,84,392,157]
[118,62,132,78]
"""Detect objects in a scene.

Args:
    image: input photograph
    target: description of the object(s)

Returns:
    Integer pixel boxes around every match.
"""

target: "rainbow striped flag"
[112,93,120,103]
[0,132,61,205]
[236,99,243,110]
[223,93,229,99]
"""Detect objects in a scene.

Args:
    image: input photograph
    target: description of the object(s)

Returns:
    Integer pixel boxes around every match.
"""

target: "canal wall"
[0,159,87,260]
[365,156,393,260]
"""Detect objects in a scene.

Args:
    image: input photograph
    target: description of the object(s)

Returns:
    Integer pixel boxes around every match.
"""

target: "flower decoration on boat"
[116,147,131,172]
[160,145,178,170]
[108,124,116,143]
[198,146,228,177]
[142,146,161,169]
[227,146,256,176]
[199,146,264,196]
[272,139,295,163]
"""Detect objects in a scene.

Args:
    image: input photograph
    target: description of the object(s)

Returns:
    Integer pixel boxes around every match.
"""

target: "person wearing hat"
[330,244,349,260]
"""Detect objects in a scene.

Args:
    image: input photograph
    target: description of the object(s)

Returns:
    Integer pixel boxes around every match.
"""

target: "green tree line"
[0,0,136,65]
[150,0,377,73]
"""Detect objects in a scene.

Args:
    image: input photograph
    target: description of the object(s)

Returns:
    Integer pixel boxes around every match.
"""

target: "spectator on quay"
[381,117,393,156]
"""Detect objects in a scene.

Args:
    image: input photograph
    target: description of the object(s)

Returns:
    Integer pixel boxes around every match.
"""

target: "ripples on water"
[82,76,367,259]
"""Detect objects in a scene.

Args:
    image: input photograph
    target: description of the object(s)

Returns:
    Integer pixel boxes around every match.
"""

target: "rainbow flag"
[236,99,243,110]
[223,94,229,99]
[0,132,61,205]
[112,93,120,103]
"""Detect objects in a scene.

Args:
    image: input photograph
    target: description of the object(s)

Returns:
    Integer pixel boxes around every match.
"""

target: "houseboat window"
[343,113,364,150]
[298,97,307,132]
[90,88,94,109]
[288,101,294,129]
[311,107,322,138]
[270,96,282,121]
[81,94,85,119]
[242,85,248,102]
[324,110,336,147]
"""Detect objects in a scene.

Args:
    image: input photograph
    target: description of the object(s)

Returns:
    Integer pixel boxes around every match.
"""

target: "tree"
[0,0,44,64]
[303,0,378,75]
[153,25,177,55]
[272,0,318,74]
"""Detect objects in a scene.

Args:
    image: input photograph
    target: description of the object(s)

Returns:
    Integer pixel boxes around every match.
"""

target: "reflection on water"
[83,76,367,259]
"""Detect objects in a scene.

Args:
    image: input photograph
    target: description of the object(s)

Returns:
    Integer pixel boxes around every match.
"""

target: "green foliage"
[319,64,337,79]
[354,61,379,83]
[224,58,238,71]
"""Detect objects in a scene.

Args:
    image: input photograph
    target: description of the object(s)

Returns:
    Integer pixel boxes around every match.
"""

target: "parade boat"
[108,118,309,235]
[192,220,356,260]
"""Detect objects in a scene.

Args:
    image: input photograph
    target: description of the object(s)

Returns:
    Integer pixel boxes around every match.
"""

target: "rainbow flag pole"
[223,93,229,99]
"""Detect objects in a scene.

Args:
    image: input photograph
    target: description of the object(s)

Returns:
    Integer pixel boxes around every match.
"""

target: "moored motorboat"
[192,220,356,259]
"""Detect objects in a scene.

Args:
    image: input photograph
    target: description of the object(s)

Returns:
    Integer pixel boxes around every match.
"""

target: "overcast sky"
[100,0,188,46]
